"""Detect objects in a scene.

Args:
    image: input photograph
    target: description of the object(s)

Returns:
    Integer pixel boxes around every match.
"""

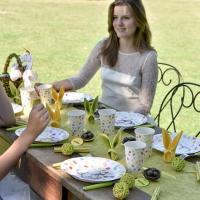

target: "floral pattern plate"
[115,112,147,129]
[61,157,126,183]
[62,92,93,104]
[153,133,200,155]
[15,127,69,143]
[11,103,23,114]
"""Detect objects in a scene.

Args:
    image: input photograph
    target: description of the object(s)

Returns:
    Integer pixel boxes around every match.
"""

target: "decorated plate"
[62,92,93,104]
[15,127,69,143]
[153,133,200,155]
[11,103,23,114]
[115,112,147,128]
[61,157,126,183]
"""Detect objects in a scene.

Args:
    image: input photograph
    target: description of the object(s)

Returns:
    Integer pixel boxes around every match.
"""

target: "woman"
[53,0,158,115]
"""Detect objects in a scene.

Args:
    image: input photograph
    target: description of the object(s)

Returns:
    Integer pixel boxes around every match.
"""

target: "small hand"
[26,104,50,138]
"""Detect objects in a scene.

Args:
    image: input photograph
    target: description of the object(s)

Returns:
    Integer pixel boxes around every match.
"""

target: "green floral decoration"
[99,128,122,161]
[113,182,129,200]
[120,173,135,189]
[9,80,23,104]
[54,143,89,156]
[84,96,98,123]
[171,156,186,172]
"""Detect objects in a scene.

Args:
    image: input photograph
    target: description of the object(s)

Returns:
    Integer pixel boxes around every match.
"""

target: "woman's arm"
[0,83,16,127]
[135,51,158,115]
[53,40,103,91]
[0,104,50,180]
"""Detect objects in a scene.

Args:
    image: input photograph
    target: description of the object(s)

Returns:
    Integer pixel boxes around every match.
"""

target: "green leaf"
[87,114,95,123]
[84,98,90,113]
[111,128,122,148]
[99,133,111,148]
[9,81,17,96]
[108,148,118,160]
[91,96,98,113]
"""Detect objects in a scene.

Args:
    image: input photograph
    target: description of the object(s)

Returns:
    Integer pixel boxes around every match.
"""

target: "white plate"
[62,92,93,104]
[61,157,126,183]
[11,103,23,114]
[15,127,69,143]
[153,133,200,155]
[115,112,147,128]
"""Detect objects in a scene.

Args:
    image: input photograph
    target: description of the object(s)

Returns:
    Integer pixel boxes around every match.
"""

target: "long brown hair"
[101,0,153,67]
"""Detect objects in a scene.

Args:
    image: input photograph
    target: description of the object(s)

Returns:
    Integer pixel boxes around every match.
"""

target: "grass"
[0,0,199,135]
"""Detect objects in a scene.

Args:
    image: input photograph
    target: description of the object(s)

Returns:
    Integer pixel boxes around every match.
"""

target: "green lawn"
[0,0,199,135]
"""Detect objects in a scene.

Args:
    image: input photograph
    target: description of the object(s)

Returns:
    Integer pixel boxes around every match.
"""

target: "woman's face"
[113,5,137,40]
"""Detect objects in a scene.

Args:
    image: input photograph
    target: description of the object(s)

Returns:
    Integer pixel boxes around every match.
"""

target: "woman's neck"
[119,38,136,53]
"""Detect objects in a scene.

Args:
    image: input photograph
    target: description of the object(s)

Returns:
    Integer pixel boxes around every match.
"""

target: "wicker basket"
[0,53,24,97]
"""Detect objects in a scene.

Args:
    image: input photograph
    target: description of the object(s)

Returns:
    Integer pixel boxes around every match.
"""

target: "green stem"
[83,181,114,191]
[74,147,90,153]
[54,147,62,152]
[6,125,26,131]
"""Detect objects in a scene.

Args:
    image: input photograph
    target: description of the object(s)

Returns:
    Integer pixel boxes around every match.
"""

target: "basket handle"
[4,53,23,74]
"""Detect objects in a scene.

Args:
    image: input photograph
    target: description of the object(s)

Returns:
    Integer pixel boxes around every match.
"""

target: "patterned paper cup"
[98,109,116,136]
[124,141,146,172]
[20,87,40,117]
[67,110,85,136]
[37,84,52,105]
[135,127,155,159]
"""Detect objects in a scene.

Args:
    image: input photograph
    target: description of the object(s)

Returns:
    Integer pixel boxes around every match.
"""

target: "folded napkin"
[46,103,61,128]
[51,86,64,110]
[162,129,183,162]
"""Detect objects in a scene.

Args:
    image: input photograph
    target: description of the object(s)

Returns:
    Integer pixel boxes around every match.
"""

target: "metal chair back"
[156,82,200,137]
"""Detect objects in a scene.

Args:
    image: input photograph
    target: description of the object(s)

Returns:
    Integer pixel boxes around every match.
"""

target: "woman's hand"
[52,79,72,91]
[25,104,50,138]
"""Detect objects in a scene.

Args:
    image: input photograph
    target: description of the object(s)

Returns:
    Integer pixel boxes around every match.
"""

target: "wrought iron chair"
[153,62,183,120]
[156,82,200,137]
[157,62,183,87]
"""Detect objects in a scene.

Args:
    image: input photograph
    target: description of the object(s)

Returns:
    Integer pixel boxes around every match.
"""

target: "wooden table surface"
[0,128,151,200]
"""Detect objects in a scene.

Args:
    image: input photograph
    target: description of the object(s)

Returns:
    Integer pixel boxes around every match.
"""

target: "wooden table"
[0,128,151,200]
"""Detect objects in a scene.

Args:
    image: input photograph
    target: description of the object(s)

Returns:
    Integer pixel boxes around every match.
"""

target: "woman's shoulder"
[140,49,157,58]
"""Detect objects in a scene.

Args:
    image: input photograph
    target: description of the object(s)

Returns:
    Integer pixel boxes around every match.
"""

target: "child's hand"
[26,104,50,138]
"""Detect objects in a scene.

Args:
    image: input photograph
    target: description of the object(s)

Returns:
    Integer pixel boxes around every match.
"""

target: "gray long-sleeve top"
[68,39,158,115]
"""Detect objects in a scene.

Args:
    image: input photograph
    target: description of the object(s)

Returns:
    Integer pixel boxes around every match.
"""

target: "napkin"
[46,103,61,128]
[84,96,98,123]
[162,129,183,162]
[51,86,64,110]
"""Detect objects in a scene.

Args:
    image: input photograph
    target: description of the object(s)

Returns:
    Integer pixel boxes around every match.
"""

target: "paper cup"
[37,84,52,105]
[98,109,116,136]
[135,127,155,159]
[124,141,146,172]
[67,110,85,136]
[20,87,40,117]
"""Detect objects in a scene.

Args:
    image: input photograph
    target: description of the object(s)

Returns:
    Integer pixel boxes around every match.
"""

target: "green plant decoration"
[9,80,23,104]
[84,96,98,123]
[99,128,122,161]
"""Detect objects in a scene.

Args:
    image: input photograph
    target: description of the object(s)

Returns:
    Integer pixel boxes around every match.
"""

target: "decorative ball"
[113,182,129,200]
[171,157,186,172]
[61,143,74,155]
[120,173,135,189]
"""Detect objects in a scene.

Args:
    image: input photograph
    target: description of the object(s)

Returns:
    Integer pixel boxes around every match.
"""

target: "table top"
[1,105,200,200]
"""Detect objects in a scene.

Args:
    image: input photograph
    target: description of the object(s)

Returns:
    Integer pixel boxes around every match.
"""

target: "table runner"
[60,106,200,200]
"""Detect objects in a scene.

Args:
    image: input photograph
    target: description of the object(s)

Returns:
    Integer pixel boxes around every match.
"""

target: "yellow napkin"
[46,103,61,128]
[162,129,183,162]
[51,86,64,110]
